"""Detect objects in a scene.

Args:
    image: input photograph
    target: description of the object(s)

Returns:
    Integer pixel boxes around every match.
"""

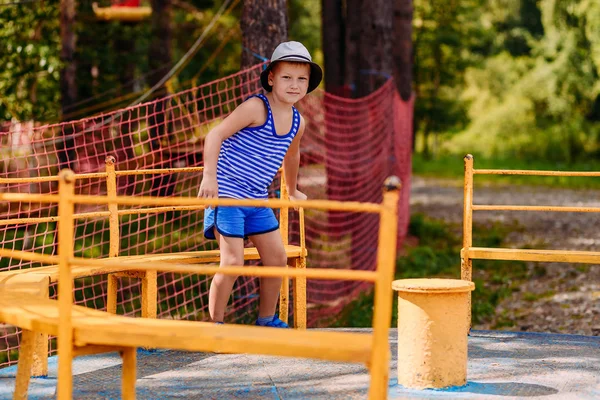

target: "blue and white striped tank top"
[217,94,301,199]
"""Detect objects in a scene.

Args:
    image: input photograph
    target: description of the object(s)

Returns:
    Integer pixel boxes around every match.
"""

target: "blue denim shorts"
[203,205,279,240]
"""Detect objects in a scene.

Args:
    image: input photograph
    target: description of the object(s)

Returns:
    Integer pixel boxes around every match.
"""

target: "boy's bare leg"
[209,230,244,322]
[249,229,288,318]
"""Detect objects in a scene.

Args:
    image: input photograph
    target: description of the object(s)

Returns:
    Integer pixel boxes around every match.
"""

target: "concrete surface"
[0,329,598,399]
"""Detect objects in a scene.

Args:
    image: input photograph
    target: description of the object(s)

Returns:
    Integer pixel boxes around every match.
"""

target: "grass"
[413,154,600,189]
[332,213,528,328]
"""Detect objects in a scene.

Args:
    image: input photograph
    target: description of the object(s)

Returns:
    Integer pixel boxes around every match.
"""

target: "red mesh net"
[0,63,413,367]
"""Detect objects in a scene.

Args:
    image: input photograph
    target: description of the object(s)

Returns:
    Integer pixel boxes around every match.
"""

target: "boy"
[198,41,322,327]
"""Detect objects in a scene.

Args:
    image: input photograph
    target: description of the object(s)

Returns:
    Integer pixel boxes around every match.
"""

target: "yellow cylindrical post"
[393,278,475,390]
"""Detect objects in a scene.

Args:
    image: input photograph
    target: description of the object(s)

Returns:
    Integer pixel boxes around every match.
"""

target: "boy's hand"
[288,189,307,202]
[198,177,218,199]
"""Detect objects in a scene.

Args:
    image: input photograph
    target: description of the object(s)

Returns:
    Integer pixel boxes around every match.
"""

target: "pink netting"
[0,63,412,367]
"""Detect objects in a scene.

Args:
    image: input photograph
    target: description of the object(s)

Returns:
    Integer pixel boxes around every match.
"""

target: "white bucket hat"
[260,41,323,93]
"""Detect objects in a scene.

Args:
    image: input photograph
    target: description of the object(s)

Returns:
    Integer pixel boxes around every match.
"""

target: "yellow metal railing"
[0,156,306,325]
[461,154,600,327]
[0,157,308,378]
[0,169,401,400]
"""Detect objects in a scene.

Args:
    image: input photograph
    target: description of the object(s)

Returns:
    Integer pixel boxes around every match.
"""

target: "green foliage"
[0,2,61,121]
[1,0,244,123]
[289,0,322,66]
[434,0,600,163]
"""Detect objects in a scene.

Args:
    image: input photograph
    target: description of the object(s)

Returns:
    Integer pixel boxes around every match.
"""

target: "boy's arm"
[199,98,264,197]
[283,116,306,198]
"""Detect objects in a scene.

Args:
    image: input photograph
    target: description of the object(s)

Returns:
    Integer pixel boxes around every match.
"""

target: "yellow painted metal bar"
[0,165,283,185]
[115,167,205,176]
[106,157,120,316]
[14,329,35,399]
[474,169,600,177]
[279,171,289,245]
[0,248,59,265]
[0,172,106,184]
[70,195,384,213]
[279,267,290,323]
[0,211,111,226]
[279,171,290,324]
[294,207,307,329]
[120,348,137,400]
[464,247,600,264]
[57,170,75,400]
[68,258,378,282]
[106,275,119,315]
[0,193,60,204]
[117,206,204,215]
[76,211,110,218]
[31,277,50,377]
[368,176,401,400]
[299,207,306,250]
[462,155,474,330]
[0,217,60,226]
[0,192,382,212]
[292,257,307,329]
[141,271,157,318]
[72,345,129,357]
[472,205,600,212]
[0,176,60,184]
[106,159,119,257]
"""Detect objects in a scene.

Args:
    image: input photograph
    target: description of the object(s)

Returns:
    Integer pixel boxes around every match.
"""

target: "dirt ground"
[410,176,600,336]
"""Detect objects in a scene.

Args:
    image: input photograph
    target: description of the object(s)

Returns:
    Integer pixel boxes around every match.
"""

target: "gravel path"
[410,177,600,336]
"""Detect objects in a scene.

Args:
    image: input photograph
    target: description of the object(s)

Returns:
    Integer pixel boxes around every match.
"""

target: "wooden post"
[368,176,400,399]
[462,154,474,331]
[105,156,120,314]
[57,169,75,400]
[278,171,290,323]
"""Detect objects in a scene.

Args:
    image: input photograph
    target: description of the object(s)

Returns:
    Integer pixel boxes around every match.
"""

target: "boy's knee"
[274,252,288,267]
[221,255,244,267]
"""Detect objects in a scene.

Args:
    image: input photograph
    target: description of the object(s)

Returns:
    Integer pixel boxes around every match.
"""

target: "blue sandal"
[256,316,289,328]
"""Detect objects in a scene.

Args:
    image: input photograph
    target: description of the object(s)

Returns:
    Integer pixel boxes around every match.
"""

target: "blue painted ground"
[0,330,598,399]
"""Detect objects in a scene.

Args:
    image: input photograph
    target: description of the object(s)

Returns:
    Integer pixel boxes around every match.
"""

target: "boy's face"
[268,61,311,103]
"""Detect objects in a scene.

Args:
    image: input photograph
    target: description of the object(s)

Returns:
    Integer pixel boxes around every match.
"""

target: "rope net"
[0,63,413,367]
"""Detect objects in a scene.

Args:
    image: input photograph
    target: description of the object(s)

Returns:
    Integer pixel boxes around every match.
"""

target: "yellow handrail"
[474,169,600,177]
[68,257,379,282]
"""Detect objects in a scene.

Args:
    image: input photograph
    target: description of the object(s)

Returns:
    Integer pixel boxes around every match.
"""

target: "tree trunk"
[322,0,345,95]
[240,0,288,70]
[59,0,77,170]
[148,0,174,196]
[324,0,350,244]
[115,23,138,178]
[344,0,361,96]
[393,0,413,101]
[355,0,394,97]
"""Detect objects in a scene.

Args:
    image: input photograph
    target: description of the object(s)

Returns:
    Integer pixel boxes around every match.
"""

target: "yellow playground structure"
[0,161,401,400]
